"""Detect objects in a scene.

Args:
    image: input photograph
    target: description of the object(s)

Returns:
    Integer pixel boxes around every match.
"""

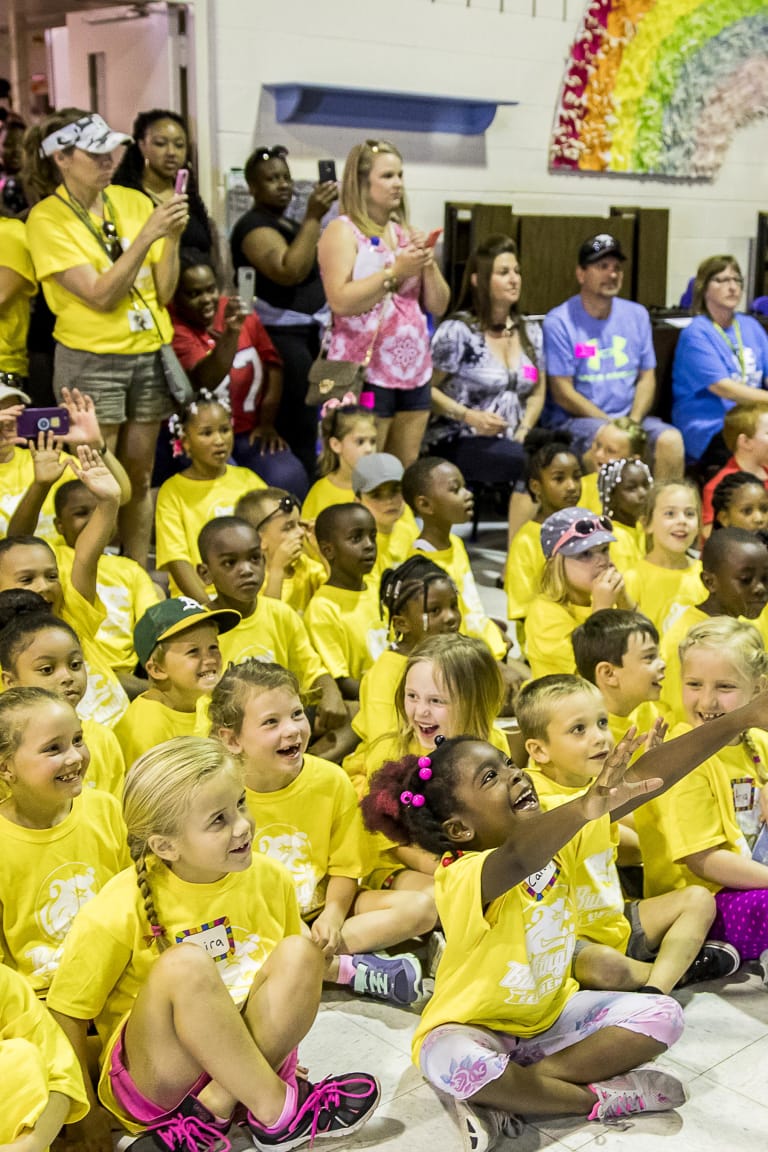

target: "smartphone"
[174,167,189,195]
[318,159,337,184]
[425,228,443,248]
[237,266,256,306]
[17,407,70,439]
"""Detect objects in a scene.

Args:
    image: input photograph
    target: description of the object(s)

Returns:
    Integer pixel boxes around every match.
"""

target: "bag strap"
[320,293,389,365]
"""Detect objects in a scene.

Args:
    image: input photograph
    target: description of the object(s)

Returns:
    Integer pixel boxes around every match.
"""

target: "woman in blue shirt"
[672,255,768,468]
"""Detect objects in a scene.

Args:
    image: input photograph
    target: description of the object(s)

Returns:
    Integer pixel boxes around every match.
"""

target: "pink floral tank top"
[326,217,433,391]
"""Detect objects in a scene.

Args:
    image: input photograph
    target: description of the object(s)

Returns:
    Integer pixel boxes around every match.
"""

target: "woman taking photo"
[318,139,450,466]
[112,108,219,271]
[231,145,336,478]
[672,254,768,469]
[426,233,545,503]
[25,109,188,566]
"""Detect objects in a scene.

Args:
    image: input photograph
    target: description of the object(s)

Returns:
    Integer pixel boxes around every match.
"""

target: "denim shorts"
[365,380,432,419]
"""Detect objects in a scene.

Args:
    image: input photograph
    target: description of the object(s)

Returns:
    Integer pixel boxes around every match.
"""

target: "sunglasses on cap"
[102,220,122,262]
[552,515,613,556]
[252,146,289,162]
[252,494,301,534]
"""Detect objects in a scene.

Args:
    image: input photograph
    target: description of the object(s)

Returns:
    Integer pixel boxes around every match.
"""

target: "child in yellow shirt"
[623,480,705,634]
[0,686,129,997]
[301,401,376,524]
[155,390,266,600]
[0,591,126,795]
[119,596,240,768]
[403,456,507,660]
[658,527,768,721]
[526,507,633,678]
[0,963,89,1146]
[633,619,768,977]
[0,445,129,730]
[504,430,582,626]
[236,486,327,615]
[518,675,737,994]
[351,452,419,584]
[197,515,350,761]
[597,457,652,573]
[305,503,387,700]
[580,417,648,516]
[212,660,435,1005]
[47,736,380,1145]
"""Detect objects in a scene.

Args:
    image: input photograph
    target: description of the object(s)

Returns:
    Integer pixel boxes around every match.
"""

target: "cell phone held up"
[318,159,337,184]
[174,168,189,195]
[237,266,256,308]
[17,407,70,440]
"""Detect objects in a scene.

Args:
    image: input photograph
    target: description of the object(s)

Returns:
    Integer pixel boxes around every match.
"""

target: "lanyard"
[54,185,120,262]
[713,317,746,382]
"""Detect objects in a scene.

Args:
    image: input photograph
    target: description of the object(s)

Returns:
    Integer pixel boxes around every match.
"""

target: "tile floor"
[290,521,768,1152]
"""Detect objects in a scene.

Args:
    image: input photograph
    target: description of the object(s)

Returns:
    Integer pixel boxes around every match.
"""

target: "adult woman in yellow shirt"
[0,213,36,385]
[25,109,189,567]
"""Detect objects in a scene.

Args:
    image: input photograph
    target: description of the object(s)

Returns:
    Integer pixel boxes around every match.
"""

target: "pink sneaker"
[588,1068,687,1122]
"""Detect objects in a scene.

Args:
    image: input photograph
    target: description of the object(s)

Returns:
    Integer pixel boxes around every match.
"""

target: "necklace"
[487,318,516,336]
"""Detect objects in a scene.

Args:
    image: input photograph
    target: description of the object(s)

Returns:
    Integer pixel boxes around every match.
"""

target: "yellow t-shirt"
[0,447,69,542]
[633,720,757,897]
[155,466,266,592]
[0,218,36,374]
[411,535,506,659]
[343,648,407,792]
[48,856,301,1132]
[82,718,126,797]
[54,542,160,673]
[117,693,200,770]
[60,574,129,730]
[412,845,580,1060]
[525,597,592,679]
[304,581,388,682]
[607,701,661,752]
[658,604,707,722]
[610,521,646,574]
[301,474,356,523]
[271,552,327,616]
[26,184,172,355]
[0,788,129,996]
[246,753,369,919]
[370,508,420,586]
[623,558,705,635]
[504,521,544,622]
[217,595,328,694]
[530,769,629,953]
[0,964,89,1138]
[580,472,601,515]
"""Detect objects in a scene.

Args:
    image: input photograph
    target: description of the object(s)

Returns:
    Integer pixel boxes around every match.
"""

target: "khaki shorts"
[54,344,174,425]
[624,899,659,963]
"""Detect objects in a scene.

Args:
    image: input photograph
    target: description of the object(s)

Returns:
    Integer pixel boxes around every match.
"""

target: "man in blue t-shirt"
[542,234,683,479]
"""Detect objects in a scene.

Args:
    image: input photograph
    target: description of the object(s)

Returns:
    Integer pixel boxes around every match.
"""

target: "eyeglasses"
[102,220,122,261]
[252,146,288,163]
[711,275,743,287]
[252,494,300,534]
[552,515,612,556]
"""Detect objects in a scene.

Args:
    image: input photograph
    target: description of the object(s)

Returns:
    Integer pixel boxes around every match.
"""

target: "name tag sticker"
[521,365,538,382]
[574,343,597,358]
[523,860,560,901]
[731,778,755,813]
[176,916,234,962]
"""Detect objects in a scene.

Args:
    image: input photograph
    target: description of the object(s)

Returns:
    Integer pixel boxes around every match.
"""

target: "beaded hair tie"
[400,755,433,808]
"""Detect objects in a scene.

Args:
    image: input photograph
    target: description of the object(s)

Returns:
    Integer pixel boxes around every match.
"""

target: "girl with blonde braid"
[47,736,380,1152]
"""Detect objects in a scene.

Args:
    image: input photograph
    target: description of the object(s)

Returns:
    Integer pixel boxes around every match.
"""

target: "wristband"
[383,272,398,294]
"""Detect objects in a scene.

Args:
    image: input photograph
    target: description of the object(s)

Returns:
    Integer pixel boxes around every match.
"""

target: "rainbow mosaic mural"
[550,0,768,177]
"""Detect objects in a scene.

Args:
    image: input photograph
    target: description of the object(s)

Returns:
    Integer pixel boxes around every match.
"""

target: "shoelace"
[601,1089,647,1118]
[355,962,390,998]
[288,1077,370,1145]
[151,1114,230,1152]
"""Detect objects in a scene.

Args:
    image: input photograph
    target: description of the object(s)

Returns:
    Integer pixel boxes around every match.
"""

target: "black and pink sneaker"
[246,1073,380,1151]
[119,1096,232,1152]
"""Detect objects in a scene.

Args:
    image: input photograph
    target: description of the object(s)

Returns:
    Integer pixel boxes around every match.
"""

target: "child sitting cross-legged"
[197,516,351,760]
[304,504,388,702]
[119,598,241,767]
[212,660,435,1006]
[518,675,740,994]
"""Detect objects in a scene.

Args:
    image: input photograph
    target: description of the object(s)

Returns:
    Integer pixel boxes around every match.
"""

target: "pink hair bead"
[417,756,431,769]
[411,794,425,808]
[418,765,433,781]
[400,790,413,805]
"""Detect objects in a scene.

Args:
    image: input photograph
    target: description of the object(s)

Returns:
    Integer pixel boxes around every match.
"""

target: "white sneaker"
[588,1068,687,1122]
[453,1098,523,1152]
[759,948,768,986]
[428,929,446,978]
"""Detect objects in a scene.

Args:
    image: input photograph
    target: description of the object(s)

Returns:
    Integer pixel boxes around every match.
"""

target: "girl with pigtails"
[47,735,380,1152]
[153,390,267,601]
[361,690,768,1150]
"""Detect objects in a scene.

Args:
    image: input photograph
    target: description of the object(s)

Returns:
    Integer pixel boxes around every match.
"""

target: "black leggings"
[265,324,321,481]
